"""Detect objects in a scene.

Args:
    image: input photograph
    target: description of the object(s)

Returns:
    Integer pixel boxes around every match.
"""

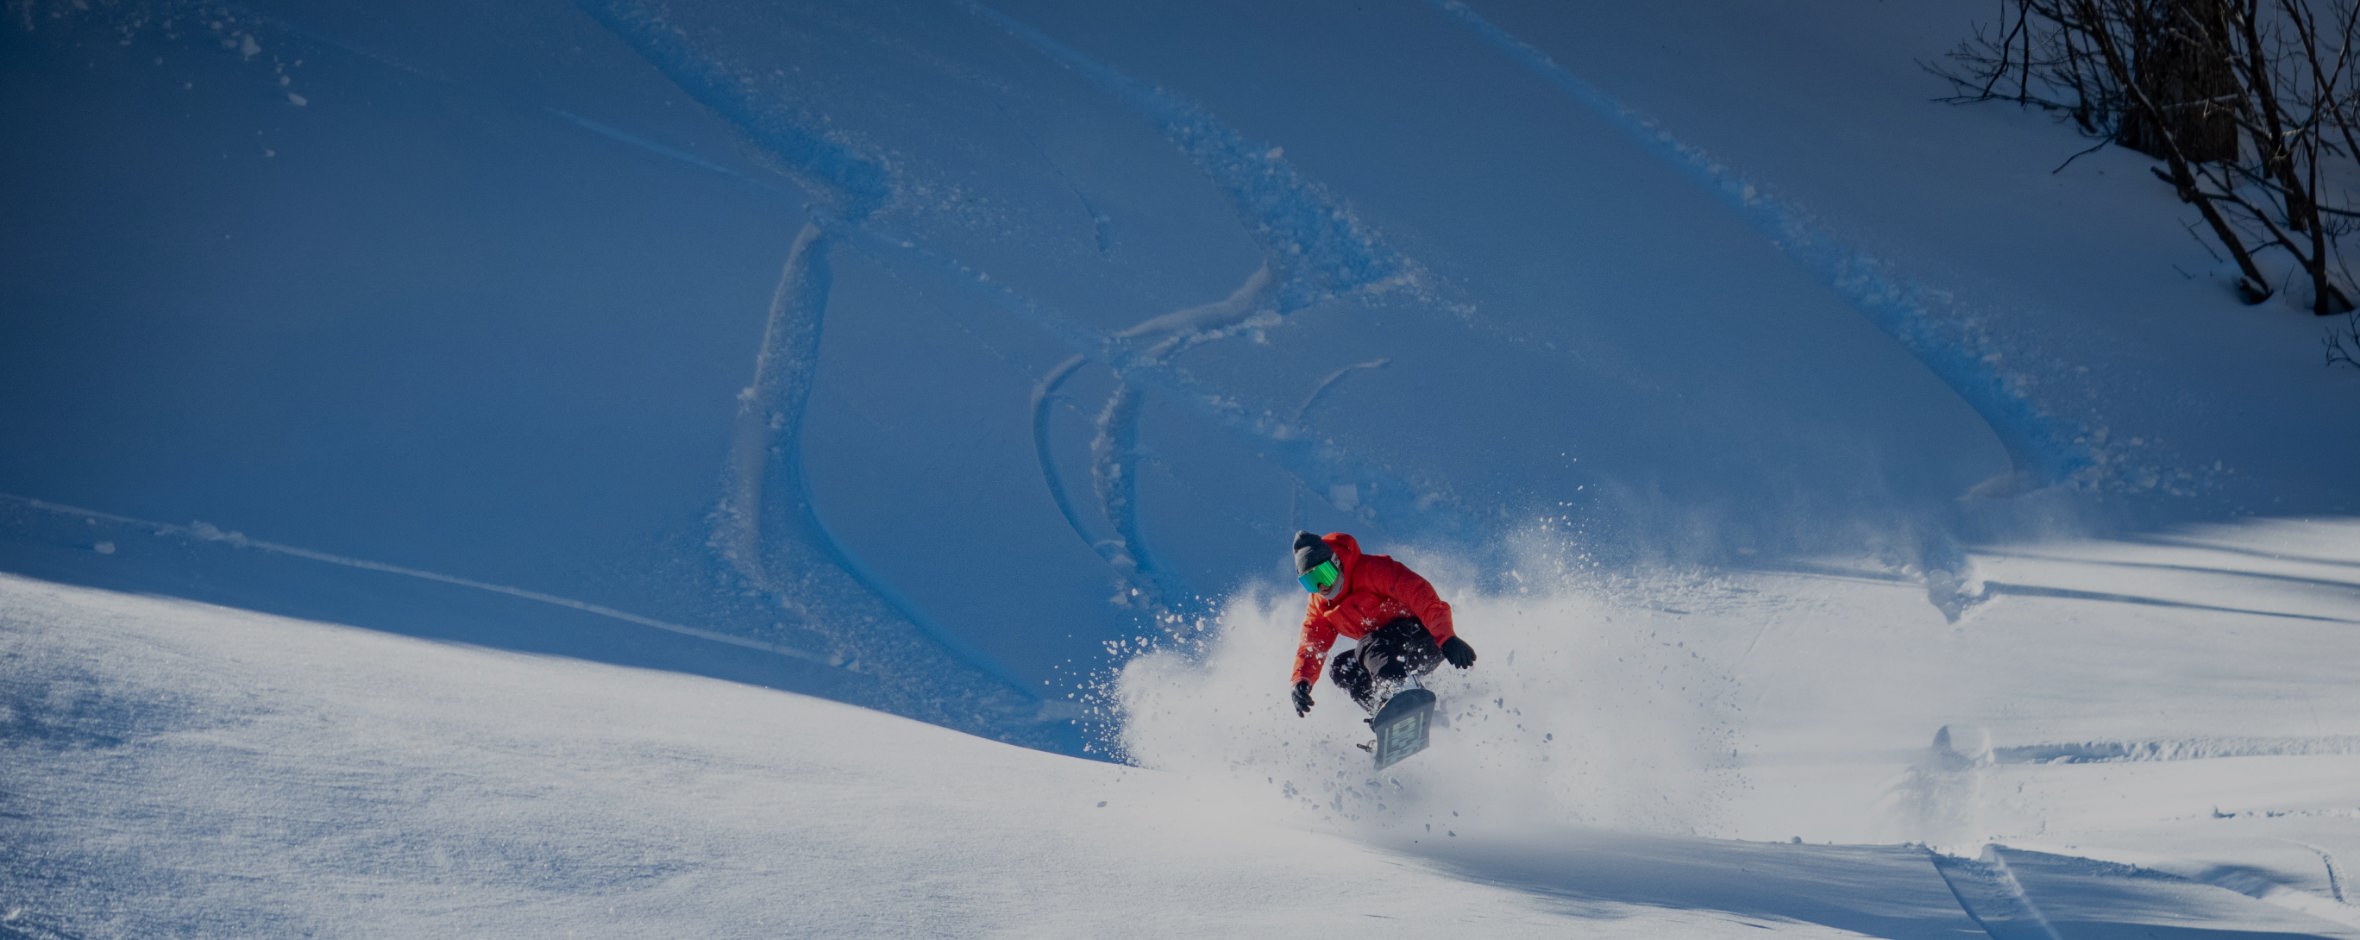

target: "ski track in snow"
[1028,356,1115,560]
[159,0,1038,729]
[2287,841,2349,905]
[9,10,2360,935]
[575,0,891,224]
[1954,845,2360,938]
[588,0,1465,645]
[2193,839,2360,930]
[584,5,1061,741]
[19,0,1064,741]
[1436,0,2089,491]
[971,0,1450,615]
[386,0,2344,772]
[1063,267,1281,616]
[856,226,1468,559]
[717,224,1054,738]
[0,494,836,668]
[715,224,827,603]
[1932,848,2068,940]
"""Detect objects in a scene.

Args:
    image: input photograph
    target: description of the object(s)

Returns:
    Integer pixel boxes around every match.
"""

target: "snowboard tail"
[1369,687,1437,769]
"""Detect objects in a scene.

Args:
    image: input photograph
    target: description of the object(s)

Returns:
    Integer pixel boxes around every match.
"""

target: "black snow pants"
[1327,616,1444,713]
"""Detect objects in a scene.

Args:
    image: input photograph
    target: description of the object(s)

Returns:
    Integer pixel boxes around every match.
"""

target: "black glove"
[1291,681,1315,717]
[1440,636,1477,669]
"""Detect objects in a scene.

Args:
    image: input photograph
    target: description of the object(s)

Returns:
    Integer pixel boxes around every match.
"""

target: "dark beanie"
[1292,531,1335,574]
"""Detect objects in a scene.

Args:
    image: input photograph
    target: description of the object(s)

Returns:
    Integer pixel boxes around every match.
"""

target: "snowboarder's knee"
[1328,653,1365,687]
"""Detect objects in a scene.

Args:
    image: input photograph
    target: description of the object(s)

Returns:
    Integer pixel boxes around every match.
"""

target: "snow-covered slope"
[5,0,2359,934]
[7,570,2356,938]
[7,0,2347,735]
[0,573,1959,938]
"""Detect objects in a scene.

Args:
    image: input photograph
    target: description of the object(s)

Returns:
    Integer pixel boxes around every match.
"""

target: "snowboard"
[1368,685,1438,769]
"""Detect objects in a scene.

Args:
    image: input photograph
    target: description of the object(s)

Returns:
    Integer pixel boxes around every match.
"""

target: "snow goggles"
[1297,559,1340,594]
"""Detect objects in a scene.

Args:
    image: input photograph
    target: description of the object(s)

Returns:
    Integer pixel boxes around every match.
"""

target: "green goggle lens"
[1297,560,1339,593]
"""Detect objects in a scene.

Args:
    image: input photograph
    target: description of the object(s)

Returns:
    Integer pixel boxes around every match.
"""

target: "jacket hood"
[1316,532,1362,600]
[1322,532,1363,571]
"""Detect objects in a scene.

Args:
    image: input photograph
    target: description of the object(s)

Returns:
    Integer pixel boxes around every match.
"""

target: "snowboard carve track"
[2190,839,2360,930]
[593,0,1469,628]
[1938,844,2360,938]
[1931,847,2067,940]
[974,0,1468,613]
[2284,840,2348,906]
[718,228,1047,733]
[1082,269,1279,615]
[1029,355,1116,560]
[584,1,1061,735]
[872,217,1453,557]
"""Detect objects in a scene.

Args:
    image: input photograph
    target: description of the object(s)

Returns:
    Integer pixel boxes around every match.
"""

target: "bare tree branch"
[2326,310,2360,368]
[1940,0,2360,315]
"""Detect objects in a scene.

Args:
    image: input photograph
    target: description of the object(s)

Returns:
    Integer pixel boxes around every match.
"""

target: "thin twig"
[2053,134,2116,173]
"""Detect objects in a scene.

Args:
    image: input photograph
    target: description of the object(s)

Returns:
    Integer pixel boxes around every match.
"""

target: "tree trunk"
[2076,0,2274,302]
[2120,0,2241,164]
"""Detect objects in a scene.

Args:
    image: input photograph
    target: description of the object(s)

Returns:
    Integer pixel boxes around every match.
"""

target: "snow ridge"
[716,225,830,603]
[1437,0,2088,491]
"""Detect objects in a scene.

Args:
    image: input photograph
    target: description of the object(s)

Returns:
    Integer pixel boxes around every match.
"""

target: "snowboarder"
[1287,531,1476,718]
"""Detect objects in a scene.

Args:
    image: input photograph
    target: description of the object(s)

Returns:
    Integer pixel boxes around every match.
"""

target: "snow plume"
[1881,724,1994,853]
[1099,540,1745,840]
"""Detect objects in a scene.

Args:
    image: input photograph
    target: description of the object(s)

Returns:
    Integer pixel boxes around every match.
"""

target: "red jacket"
[1292,533,1457,686]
